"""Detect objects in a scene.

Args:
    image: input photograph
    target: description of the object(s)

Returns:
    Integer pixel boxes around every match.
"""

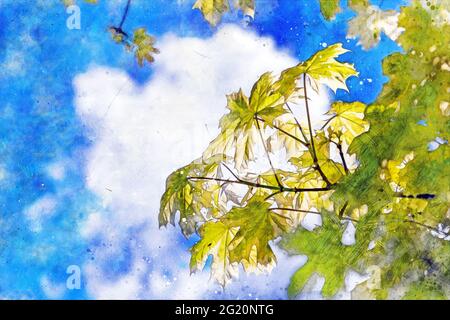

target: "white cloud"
[24,196,57,233]
[46,161,67,181]
[74,24,329,299]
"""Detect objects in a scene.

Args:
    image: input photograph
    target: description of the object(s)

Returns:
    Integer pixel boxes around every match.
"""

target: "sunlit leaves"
[159,156,224,237]
[223,197,289,268]
[190,221,239,286]
[340,1,450,299]
[282,44,359,93]
[160,3,449,297]
[324,101,369,145]
[268,117,308,158]
[193,0,255,26]
[190,196,289,284]
[204,72,287,169]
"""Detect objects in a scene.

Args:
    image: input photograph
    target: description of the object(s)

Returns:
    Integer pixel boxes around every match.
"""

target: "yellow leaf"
[282,44,359,93]
[190,221,239,286]
[325,101,369,145]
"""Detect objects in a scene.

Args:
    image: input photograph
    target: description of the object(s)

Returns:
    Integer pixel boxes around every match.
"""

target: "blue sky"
[0,0,409,299]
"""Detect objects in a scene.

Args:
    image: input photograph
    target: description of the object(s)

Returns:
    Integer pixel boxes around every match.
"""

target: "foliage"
[192,0,372,24]
[65,0,450,301]
[160,1,450,299]
[62,0,159,66]
[193,0,255,26]
[347,5,404,49]
[318,0,341,20]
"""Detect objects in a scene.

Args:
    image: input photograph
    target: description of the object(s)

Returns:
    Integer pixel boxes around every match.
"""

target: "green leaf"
[324,101,369,145]
[204,73,287,169]
[133,28,160,66]
[193,0,255,26]
[319,0,341,20]
[281,213,375,298]
[222,196,290,270]
[190,221,239,286]
[281,44,359,93]
[347,5,403,50]
[159,156,224,236]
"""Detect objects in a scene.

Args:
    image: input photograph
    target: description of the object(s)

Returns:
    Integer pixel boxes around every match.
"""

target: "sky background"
[0,0,410,299]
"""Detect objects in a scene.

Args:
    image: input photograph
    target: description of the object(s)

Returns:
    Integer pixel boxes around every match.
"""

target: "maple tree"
[65,0,449,300]
[160,2,449,299]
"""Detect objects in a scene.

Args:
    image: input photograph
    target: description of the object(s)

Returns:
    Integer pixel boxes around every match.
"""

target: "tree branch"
[333,140,349,174]
[187,176,332,193]
[395,193,436,200]
[404,219,449,237]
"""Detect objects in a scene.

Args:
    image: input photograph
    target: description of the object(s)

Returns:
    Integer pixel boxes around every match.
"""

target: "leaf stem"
[285,102,310,144]
[256,117,309,148]
[254,116,283,188]
[303,73,332,186]
[119,0,132,29]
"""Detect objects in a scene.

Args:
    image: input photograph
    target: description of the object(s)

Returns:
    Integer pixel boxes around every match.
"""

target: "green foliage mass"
[160,1,450,299]
[68,0,449,300]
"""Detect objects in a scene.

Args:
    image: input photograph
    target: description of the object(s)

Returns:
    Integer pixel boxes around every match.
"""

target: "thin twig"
[303,73,331,186]
[222,163,241,181]
[270,207,321,215]
[336,141,349,174]
[256,117,308,147]
[265,191,283,200]
[395,193,436,200]
[338,201,349,218]
[285,102,310,144]
[119,0,132,29]
[404,219,449,237]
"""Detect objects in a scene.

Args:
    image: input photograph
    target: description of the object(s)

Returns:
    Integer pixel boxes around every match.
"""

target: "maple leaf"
[190,221,239,286]
[159,156,225,237]
[204,73,287,170]
[281,213,375,298]
[133,28,160,66]
[222,197,290,270]
[281,44,359,93]
[324,101,370,145]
